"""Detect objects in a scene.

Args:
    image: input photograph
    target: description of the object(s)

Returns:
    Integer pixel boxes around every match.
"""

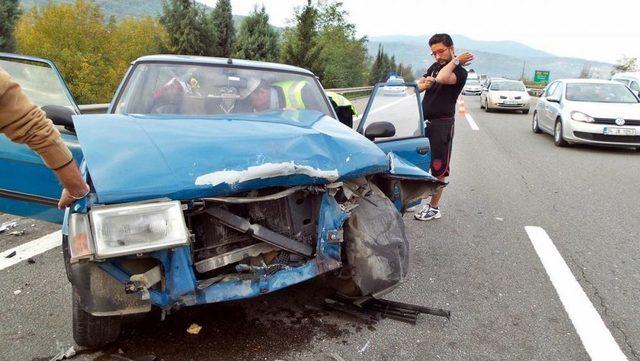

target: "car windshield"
[490,81,526,91]
[387,78,404,83]
[565,83,639,103]
[466,80,480,86]
[0,58,75,109]
[114,62,332,116]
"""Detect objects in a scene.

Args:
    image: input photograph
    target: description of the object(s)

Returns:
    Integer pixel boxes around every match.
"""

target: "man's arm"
[0,69,89,208]
[435,52,474,85]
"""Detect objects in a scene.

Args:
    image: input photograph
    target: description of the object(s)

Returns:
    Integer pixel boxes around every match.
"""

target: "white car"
[381,77,406,96]
[532,79,640,149]
[462,79,482,95]
[611,72,640,97]
[480,79,530,113]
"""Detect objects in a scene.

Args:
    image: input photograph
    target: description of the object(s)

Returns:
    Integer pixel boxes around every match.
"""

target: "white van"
[611,72,640,96]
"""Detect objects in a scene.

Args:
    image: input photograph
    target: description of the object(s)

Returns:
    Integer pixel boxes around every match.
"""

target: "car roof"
[133,54,315,76]
[560,79,622,84]
[611,72,640,79]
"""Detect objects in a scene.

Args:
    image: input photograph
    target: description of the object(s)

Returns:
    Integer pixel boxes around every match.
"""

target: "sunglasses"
[430,48,450,57]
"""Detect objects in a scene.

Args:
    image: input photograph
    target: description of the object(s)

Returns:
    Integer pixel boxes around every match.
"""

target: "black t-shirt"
[421,62,468,119]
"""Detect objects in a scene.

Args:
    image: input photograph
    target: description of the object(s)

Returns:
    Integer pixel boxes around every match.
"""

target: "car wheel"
[554,119,568,147]
[523,109,529,114]
[480,99,485,109]
[532,112,542,134]
[73,287,122,348]
[485,100,492,112]
[329,182,408,299]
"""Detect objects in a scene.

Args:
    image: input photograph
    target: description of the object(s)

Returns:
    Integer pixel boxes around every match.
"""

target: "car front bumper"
[565,121,640,146]
[488,99,529,110]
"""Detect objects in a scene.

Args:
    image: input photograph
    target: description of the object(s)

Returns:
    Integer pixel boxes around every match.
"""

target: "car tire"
[554,119,568,147]
[72,287,122,348]
[532,112,542,134]
[480,98,485,109]
[485,100,492,112]
[523,109,529,114]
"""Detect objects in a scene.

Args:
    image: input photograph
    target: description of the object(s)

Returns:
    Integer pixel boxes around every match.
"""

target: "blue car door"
[357,82,430,171]
[0,53,83,224]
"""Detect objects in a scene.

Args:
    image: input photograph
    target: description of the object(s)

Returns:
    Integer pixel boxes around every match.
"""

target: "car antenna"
[227,58,233,65]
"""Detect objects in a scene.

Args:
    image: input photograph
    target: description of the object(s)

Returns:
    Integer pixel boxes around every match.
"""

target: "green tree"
[160,0,207,55]
[611,55,638,76]
[368,46,383,85]
[315,1,368,88]
[209,0,234,57]
[280,0,324,77]
[16,0,167,104]
[0,0,21,52]
[234,5,279,62]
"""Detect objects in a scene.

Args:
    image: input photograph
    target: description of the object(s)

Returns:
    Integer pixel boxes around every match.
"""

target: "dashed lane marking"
[525,226,627,361]
[0,231,61,271]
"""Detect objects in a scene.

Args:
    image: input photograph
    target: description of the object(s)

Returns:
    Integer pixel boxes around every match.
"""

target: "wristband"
[70,189,90,200]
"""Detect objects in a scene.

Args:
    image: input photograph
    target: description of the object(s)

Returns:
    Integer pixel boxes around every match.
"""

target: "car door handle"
[417,145,430,154]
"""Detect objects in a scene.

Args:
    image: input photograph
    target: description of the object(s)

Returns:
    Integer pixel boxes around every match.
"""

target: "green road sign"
[534,70,550,83]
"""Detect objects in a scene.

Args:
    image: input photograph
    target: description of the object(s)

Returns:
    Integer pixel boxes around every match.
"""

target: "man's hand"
[417,76,436,92]
[456,52,474,66]
[54,160,90,209]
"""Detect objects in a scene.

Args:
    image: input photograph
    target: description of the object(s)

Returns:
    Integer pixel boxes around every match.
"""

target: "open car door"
[0,53,83,223]
[357,82,444,211]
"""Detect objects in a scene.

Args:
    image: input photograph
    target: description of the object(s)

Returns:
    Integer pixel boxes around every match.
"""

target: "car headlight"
[570,111,595,123]
[87,200,188,259]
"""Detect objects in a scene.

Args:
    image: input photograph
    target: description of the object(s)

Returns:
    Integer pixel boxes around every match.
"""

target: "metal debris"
[359,339,371,353]
[0,221,17,233]
[186,323,202,335]
[325,296,451,325]
[27,258,36,264]
[13,289,21,295]
[5,250,16,258]
[9,230,25,236]
[49,345,76,361]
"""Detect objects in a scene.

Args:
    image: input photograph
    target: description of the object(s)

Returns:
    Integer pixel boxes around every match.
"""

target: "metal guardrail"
[326,86,373,94]
[78,103,109,114]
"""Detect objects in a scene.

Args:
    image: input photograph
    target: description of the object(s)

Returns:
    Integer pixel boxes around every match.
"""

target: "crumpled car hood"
[73,111,389,204]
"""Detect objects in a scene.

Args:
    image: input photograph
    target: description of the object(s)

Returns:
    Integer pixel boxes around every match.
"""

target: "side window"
[629,81,640,92]
[360,85,421,140]
[544,82,558,98]
[550,82,563,99]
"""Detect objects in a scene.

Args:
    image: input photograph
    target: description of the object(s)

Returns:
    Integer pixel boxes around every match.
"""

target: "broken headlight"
[89,200,188,258]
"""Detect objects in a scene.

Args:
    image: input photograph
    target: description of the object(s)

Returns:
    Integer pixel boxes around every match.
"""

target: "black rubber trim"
[0,188,58,207]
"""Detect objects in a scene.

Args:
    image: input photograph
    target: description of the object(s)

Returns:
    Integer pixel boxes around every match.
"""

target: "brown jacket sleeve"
[0,68,73,170]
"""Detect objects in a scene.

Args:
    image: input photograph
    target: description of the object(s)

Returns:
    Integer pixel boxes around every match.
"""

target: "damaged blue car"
[0,53,444,347]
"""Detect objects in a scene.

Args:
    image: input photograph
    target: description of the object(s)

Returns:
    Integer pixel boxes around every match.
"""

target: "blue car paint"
[73,111,389,204]
[0,132,83,223]
[97,192,347,308]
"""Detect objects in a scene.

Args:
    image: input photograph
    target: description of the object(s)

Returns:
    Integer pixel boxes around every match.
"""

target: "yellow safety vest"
[325,91,358,117]
[274,81,307,109]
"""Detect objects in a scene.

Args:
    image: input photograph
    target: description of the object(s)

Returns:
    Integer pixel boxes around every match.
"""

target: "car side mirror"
[546,96,560,103]
[42,105,75,132]
[364,121,396,140]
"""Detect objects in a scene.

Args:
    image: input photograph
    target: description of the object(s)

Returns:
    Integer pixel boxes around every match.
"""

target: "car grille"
[592,118,640,126]
[574,131,640,143]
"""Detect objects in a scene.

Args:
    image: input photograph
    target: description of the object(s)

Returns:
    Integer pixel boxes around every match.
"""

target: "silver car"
[532,79,640,149]
[480,79,531,113]
[462,78,482,95]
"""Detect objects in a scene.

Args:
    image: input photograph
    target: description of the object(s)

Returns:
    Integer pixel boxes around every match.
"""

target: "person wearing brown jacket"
[0,68,89,209]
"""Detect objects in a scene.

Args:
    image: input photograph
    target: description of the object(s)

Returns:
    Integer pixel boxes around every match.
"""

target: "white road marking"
[0,230,61,271]
[464,113,480,131]
[367,95,414,116]
[525,226,627,361]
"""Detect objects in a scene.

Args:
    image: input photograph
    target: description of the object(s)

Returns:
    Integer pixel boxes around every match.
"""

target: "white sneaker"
[414,205,441,221]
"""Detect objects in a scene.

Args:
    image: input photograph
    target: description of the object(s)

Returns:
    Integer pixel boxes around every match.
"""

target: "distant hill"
[369,35,613,81]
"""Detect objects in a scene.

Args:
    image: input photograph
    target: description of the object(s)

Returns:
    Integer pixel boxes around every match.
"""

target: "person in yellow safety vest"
[325,91,358,128]
[249,80,323,112]
[325,91,359,118]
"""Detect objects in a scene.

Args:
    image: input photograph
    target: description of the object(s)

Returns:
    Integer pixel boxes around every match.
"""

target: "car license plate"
[604,127,636,136]
[504,100,518,105]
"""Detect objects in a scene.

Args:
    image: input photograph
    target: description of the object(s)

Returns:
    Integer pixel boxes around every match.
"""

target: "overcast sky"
[199,0,639,64]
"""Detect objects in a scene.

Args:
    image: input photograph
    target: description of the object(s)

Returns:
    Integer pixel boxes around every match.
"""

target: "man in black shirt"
[414,33,474,221]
